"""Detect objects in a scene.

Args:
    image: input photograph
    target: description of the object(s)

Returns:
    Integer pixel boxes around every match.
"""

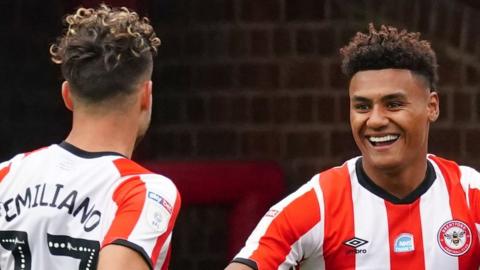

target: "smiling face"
[349,69,439,173]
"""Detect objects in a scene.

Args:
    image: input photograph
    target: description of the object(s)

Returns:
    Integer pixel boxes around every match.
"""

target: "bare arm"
[225,262,255,270]
[97,244,150,270]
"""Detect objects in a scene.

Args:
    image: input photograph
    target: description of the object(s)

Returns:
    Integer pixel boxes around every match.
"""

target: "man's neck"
[65,112,138,158]
[362,158,428,199]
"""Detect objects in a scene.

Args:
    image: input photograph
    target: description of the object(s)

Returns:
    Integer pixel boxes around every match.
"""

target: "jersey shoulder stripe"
[113,158,152,177]
[319,161,355,269]
[249,187,320,269]
[0,163,11,183]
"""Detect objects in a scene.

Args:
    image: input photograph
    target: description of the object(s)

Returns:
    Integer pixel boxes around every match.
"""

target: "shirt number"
[0,230,99,270]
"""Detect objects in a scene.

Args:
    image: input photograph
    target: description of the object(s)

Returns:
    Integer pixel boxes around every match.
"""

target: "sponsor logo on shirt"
[437,220,472,256]
[147,191,173,214]
[146,191,173,233]
[394,233,414,253]
[344,237,368,254]
[265,209,279,218]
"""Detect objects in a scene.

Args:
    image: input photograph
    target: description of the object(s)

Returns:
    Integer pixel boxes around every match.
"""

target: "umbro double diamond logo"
[344,237,368,254]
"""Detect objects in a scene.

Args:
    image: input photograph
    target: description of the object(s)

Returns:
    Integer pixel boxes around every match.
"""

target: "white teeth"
[369,135,399,143]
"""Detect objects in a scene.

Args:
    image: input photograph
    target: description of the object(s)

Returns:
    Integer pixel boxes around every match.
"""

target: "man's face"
[349,69,439,172]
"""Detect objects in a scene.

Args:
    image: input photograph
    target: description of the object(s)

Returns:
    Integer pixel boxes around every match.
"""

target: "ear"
[140,80,152,111]
[61,81,74,111]
[427,91,440,122]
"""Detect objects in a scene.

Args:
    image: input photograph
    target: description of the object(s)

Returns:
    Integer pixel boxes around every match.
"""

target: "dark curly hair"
[340,23,438,90]
[50,4,161,102]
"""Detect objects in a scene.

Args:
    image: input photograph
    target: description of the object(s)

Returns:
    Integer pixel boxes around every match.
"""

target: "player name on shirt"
[0,182,101,232]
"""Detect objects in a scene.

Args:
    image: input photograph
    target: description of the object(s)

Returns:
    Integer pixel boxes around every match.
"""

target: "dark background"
[2,0,480,268]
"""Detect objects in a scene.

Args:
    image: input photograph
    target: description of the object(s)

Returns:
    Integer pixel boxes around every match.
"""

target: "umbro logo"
[344,237,368,248]
[344,237,368,254]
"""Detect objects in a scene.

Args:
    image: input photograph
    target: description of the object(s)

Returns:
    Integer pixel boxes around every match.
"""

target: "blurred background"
[1,0,480,268]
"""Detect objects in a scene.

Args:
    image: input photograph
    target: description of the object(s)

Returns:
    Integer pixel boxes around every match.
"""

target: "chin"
[364,155,404,171]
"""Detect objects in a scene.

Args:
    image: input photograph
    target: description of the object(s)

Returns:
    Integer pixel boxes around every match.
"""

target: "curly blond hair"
[340,23,438,90]
[50,4,161,102]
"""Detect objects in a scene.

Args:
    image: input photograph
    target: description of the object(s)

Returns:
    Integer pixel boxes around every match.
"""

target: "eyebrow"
[351,92,407,102]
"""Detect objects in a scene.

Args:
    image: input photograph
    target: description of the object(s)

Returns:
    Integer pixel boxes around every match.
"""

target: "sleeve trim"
[107,239,153,270]
[231,258,258,270]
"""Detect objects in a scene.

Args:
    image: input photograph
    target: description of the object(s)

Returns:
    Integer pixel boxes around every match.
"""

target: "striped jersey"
[0,142,181,270]
[233,155,480,270]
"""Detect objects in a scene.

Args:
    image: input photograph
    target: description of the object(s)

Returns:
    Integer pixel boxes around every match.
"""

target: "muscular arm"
[225,262,254,270]
[97,244,150,270]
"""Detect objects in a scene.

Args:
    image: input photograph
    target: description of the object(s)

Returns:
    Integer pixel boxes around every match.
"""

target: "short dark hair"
[340,23,438,90]
[50,4,161,102]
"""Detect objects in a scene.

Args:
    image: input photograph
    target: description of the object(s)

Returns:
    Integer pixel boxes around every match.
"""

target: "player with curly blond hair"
[226,24,480,270]
[0,4,180,270]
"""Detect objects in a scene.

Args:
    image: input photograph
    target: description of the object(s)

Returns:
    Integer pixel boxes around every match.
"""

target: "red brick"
[142,131,193,158]
[273,96,294,123]
[197,129,237,156]
[466,65,479,85]
[240,0,280,21]
[210,96,230,123]
[434,1,449,40]
[296,30,315,54]
[152,97,182,124]
[250,29,271,56]
[437,93,449,123]
[317,95,335,123]
[430,128,461,157]
[417,0,432,34]
[316,27,336,55]
[329,0,349,20]
[186,97,206,123]
[330,130,359,158]
[241,131,281,157]
[156,65,191,90]
[231,97,248,122]
[466,129,480,158]
[338,94,350,123]
[437,55,462,86]
[329,61,348,89]
[295,95,314,122]
[465,15,479,54]
[453,92,472,121]
[273,28,292,56]
[185,30,205,57]
[251,97,271,123]
[286,131,326,158]
[206,30,228,57]
[285,0,326,21]
[193,65,234,89]
[229,30,249,57]
[239,63,279,89]
[449,7,463,48]
[286,61,323,88]
[191,0,234,22]
[157,31,182,59]
[476,93,480,120]
[400,0,418,30]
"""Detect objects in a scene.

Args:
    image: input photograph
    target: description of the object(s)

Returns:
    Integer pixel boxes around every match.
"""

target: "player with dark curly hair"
[0,4,180,270]
[226,24,480,270]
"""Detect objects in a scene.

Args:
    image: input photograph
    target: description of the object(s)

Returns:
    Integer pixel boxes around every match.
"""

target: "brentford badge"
[437,220,472,256]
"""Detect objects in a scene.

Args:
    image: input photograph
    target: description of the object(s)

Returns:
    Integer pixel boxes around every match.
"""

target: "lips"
[367,134,399,146]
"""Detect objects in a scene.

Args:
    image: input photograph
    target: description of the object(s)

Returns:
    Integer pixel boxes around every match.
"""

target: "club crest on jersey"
[394,233,414,253]
[437,220,472,256]
[146,192,172,233]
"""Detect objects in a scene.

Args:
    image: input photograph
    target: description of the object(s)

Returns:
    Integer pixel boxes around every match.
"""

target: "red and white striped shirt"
[233,155,480,270]
[0,142,181,270]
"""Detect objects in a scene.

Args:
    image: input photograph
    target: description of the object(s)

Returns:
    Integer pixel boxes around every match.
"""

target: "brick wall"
[1,0,480,269]
[139,0,480,268]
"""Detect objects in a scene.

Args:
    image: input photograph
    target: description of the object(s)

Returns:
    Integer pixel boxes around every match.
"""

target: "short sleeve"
[102,174,181,270]
[232,179,322,270]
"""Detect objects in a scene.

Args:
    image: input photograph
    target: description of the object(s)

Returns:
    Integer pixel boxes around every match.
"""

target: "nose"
[366,106,389,129]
